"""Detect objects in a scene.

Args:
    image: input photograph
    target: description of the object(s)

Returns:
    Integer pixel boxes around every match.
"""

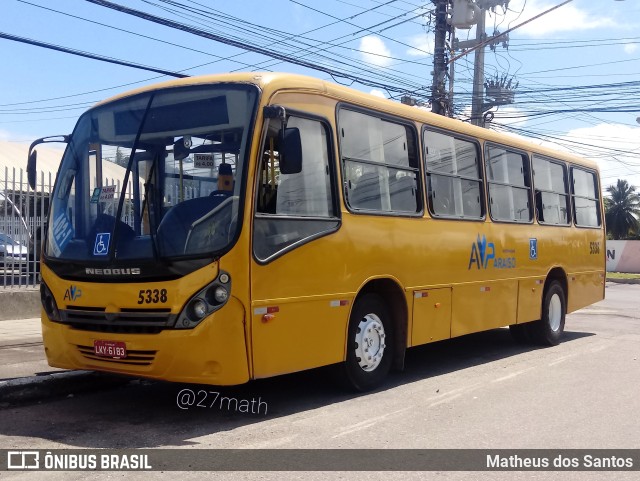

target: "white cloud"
[484,121,640,189]
[553,124,640,189]
[405,34,434,57]
[369,89,387,98]
[624,43,638,54]
[359,36,392,67]
[498,0,615,37]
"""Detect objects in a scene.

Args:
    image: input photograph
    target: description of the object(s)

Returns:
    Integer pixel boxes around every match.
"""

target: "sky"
[1,0,640,190]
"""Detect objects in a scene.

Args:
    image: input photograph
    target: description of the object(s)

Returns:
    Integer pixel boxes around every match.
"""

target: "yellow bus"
[28,72,605,391]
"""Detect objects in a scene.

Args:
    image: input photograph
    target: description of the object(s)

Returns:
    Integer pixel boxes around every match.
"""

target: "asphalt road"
[1,282,639,480]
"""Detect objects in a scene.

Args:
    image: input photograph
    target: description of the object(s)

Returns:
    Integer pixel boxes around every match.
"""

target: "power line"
[0,31,188,78]
[144,0,433,93]
[15,0,269,71]
[82,0,426,95]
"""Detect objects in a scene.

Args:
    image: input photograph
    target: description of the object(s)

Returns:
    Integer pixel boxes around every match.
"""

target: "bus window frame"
[252,107,341,265]
[484,141,534,225]
[570,165,602,229]
[336,102,423,218]
[422,125,486,222]
[531,154,572,227]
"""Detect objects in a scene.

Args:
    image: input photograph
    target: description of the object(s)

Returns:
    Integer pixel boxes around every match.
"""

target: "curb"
[606,278,640,285]
[0,370,129,407]
[0,289,40,320]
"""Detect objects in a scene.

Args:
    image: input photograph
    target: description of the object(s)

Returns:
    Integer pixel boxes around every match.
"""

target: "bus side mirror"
[27,150,37,190]
[280,127,302,175]
[27,134,70,189]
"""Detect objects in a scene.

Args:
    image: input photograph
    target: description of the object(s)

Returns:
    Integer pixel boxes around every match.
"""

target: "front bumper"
[41,296,250,386]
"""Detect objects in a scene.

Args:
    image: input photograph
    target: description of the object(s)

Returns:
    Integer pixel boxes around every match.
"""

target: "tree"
[605,179,640,240]
[115,147,130,168]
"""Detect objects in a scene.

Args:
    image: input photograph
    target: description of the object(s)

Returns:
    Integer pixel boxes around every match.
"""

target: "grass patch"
[607,272,640,279]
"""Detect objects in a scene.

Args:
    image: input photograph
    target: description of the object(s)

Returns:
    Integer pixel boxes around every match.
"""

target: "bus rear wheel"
[529,281,566,346]
[341,293,394,391]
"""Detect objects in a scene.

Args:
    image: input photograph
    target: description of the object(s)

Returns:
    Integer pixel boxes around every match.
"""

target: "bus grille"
[59,307,176,334]
[76,345,157,365]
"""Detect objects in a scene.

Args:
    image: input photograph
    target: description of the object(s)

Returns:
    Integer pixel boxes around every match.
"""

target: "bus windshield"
[45,84,258,265]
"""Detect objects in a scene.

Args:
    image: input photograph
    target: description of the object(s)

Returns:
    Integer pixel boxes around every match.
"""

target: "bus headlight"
[175,270,232,329]
[191,299,208,320]
[40,282,60,322]
[213,286,228,303]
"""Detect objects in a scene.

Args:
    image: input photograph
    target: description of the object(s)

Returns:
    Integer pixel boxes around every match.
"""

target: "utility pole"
[453,0,511,127]
[432,0,513,121]
[470,8,486,126]
[449,0,584,127]
[431,0,449,115]
[442,0,483,117]
[448,25,456,113]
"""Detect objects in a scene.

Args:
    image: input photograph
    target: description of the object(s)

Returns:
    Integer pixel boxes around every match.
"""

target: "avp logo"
[468,234,495,270]
[63,285,82,301]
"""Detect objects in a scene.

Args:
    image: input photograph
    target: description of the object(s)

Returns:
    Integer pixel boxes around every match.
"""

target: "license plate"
[93,340,127,359]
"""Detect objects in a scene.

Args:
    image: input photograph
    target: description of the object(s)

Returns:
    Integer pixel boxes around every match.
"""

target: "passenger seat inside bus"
[156,197,222,256]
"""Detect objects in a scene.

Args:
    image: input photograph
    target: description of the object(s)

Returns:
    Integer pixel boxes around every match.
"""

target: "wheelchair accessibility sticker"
[94,233,110,256]
[529,238,538,260]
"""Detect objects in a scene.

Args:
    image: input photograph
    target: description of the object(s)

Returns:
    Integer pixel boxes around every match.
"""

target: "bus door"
[250,109,344,378]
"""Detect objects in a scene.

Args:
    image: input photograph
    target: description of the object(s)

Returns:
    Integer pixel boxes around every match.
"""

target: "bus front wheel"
[341,293,394,391]
[529,281,566,346]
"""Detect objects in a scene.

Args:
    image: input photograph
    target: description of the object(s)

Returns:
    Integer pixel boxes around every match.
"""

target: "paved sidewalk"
[0,317,42,347]
[0,317,63,381]
[0,317,128,406]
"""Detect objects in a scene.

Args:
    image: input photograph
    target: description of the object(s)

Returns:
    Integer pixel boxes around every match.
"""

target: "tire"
[509,323,531,344]
[529,280,566,346]
[341,293,394,391]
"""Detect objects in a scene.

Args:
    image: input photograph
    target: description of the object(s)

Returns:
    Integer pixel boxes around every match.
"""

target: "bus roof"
[94,72,599,171]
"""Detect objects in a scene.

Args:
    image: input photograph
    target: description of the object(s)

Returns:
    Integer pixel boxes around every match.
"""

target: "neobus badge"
[85,268,141,275]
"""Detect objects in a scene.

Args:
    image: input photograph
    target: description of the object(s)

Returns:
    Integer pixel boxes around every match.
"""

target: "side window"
[339,109,420,214]
[533,156,570,225]
[423,129,482,219]
[485,145,532,223]
[571,167,601,227]
[254,115,339,261]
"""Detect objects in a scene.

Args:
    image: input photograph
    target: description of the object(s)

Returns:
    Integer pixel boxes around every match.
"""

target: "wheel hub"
[548,293,562,331]
[354,313,386,372]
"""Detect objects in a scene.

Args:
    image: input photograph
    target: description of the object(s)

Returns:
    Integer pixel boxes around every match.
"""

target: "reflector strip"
[254,306,279,315]
[414,291,429,298]
[330,300,350,307]
[480,286,491,292]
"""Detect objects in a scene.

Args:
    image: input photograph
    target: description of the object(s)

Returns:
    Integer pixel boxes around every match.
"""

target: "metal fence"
[1,166,53,288]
